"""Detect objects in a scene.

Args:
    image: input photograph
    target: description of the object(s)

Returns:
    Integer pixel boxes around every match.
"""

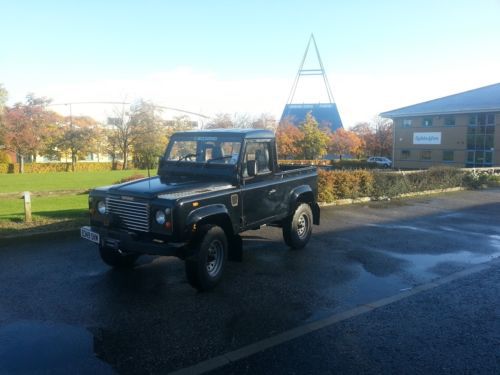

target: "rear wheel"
[185,225,228,291]
[283,203,313,249]
[99,245,139,268]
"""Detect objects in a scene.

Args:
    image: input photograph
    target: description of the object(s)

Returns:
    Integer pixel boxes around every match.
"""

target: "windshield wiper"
[176,153,199,165]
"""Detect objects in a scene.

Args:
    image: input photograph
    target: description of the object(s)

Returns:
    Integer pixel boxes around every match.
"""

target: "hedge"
[0,162,124,174]
[279,159,377,169]
[318,167,469,203]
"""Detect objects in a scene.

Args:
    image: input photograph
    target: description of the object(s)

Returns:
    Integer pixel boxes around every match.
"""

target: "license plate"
[81,226,100,244]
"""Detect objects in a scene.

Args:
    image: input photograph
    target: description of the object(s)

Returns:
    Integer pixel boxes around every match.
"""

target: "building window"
[401,150,410,159]
[422,118,433,127]
[444,116,455,126]
[469,113,495,126]
[442,150,454,162]
[402,119,412,128]
[469,114,477,126]
[466,117,496,167]
[420,150,432,160]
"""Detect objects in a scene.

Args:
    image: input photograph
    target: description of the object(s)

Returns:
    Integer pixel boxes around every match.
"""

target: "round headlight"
[155,210,166,225]
[97,200,106,215]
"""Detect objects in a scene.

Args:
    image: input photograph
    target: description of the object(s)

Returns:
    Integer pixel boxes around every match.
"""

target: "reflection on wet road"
[0,188,499,373]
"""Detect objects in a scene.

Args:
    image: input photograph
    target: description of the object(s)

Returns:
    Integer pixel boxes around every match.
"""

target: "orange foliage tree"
[329,128,365,159]
[275,120,304,159]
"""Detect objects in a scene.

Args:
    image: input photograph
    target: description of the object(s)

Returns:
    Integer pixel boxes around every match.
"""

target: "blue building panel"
[280,103,343,131]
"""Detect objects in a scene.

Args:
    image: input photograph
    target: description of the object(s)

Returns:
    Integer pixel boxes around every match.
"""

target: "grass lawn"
[0,169,148,194]
[0,194,89,238]
[0,169,148,238]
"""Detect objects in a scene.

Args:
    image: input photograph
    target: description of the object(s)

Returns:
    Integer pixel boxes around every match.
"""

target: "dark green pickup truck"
[81,128,320,291]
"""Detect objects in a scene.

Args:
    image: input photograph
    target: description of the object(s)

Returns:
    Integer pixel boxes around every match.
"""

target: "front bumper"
[81,226,188,258]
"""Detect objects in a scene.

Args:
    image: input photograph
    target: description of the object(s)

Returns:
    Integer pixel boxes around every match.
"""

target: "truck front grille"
[106,198,150,232]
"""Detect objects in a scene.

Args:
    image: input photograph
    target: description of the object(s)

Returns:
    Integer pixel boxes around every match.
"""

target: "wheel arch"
[289,185,320,225]
[186,204,235,240]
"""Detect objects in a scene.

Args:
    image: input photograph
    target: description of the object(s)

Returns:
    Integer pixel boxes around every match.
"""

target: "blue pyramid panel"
[280,103,343,131]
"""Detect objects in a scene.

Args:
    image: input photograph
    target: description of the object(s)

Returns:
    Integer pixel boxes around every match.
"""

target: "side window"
[243,141,271,177]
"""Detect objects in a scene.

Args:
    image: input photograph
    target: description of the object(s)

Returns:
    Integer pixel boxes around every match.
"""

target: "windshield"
[165,137,242,165]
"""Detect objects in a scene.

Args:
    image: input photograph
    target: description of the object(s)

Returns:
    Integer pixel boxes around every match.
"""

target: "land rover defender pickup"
[81,128,320,291]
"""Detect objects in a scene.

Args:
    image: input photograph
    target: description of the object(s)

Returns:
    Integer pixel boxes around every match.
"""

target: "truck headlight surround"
[155,210,166,225]
[97,200,106,215]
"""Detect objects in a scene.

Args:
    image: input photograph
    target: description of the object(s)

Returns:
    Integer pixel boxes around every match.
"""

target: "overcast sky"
[2,0,500,127]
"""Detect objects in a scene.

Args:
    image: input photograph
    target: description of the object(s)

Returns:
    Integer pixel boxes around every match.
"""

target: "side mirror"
[158,157,165,169]
[247,160,257,177]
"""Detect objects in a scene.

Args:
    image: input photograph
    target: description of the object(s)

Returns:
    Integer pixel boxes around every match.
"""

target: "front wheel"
[283,203,313,249]
[99,245,139,268]
[185,225,228,291]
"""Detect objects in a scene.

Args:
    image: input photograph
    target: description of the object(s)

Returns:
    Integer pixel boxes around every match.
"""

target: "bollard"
[23,191,32,223]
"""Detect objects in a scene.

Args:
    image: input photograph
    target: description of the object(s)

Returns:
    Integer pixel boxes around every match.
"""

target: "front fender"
[186,204,229,227]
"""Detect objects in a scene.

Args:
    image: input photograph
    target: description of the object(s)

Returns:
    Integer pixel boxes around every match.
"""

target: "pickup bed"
[81,128,320,291]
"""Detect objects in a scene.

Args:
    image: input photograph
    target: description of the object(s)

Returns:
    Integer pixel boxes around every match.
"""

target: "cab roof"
[173,128,275,139]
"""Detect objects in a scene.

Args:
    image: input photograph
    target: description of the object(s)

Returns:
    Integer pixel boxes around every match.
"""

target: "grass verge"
[0,169,147,194]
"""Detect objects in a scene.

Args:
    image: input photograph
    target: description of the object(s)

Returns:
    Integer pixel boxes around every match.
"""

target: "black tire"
[99,245,139,268]
[283,203,313,249]
[185,225,228,291]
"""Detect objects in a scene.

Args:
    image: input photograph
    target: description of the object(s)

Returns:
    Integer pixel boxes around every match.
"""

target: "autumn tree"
[206,113,234,129]
[130,101,167,169]
[165,115,197,139]
[251,113,277,130]
[296,112,330,160]
[107,103,144,169]
[0,84,8,159]
[275,119,303,159]
[329,128,365,159]
[0,84,7,114]
[2,94,56,172]
[52,116,98,170]
[351,117,393,157]
[372,116,393,157]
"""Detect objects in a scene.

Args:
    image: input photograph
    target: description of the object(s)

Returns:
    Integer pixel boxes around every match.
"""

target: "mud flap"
[228,234,243,262]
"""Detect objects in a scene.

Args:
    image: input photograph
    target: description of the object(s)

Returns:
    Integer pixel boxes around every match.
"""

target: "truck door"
[241,140,283,227]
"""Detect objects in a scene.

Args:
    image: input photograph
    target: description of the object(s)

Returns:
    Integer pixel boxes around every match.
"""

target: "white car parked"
[367,156,392,168]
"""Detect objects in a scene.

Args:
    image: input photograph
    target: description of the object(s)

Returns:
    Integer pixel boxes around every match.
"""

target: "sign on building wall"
[413,132,442,145]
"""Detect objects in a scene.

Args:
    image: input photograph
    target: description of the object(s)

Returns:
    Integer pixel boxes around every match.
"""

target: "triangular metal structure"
[281,34,343,131]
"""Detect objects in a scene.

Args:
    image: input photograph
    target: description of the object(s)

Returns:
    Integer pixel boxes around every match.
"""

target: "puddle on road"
[0,321,113,374]
[311,244,500,320]
[399,249,500,282]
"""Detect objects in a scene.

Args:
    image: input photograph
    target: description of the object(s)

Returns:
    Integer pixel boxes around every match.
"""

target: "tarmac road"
[0,188,499,374]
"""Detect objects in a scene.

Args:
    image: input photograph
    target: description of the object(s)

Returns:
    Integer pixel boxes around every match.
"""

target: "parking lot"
[0,188,499,374]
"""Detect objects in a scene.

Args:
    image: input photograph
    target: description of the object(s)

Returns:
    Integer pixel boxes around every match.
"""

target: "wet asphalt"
[0,188,499,374]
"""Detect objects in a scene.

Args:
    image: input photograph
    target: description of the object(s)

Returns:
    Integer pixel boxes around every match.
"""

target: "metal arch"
[47,101,211,119]
[285,34,335,105]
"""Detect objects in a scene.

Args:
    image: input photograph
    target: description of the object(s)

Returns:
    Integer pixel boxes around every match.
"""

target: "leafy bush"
[330,159,376,170]
[0,151,11,164]
[0,162,125,174]
[462,169,497,189]
[319,167,469,202]
[318,169,374,202]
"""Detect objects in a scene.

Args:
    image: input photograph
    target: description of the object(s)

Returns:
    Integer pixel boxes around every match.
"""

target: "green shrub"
[330,159,376,170]
[463,169,495,189]
[319,166,468,202]
[0,151,11,163]
[318,169,374,202]
[0,162,126,174]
